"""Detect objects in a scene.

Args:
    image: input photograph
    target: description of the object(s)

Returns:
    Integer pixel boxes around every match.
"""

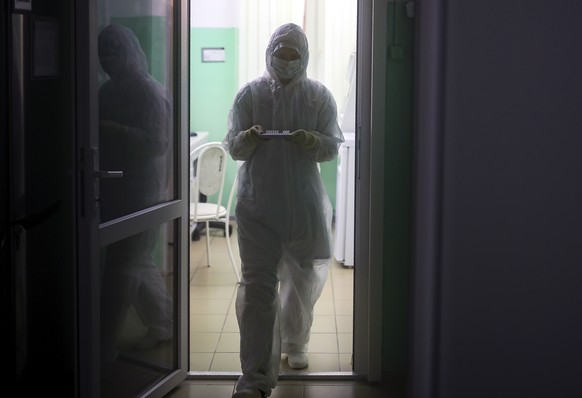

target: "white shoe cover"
[287,352,309,369]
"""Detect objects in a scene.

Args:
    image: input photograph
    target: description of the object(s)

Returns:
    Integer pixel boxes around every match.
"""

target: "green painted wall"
[190,27,239,205]
[190,28,238,139]
[382,0,413,382]
[189,27,338,210]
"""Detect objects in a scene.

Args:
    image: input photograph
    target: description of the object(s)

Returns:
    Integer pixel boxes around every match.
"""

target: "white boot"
[287,351,309,369]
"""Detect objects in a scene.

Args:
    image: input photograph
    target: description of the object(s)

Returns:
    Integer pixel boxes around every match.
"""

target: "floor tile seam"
[188,255,205,283]
[207,351,216,372]
[331,283,343,348]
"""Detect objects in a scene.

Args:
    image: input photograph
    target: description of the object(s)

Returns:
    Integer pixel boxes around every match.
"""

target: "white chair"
[190,142,240,282]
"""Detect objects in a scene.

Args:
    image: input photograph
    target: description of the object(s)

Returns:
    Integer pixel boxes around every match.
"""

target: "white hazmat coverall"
[223,23,344,397]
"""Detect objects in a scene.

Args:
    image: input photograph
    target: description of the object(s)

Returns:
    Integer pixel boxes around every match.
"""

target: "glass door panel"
[100,221,177,397]
[96,1,181,396]
[76,0,189,396]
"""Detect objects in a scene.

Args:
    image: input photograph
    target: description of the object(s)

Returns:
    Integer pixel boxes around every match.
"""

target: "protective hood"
[98,24,149,79]
[265,23,309,84]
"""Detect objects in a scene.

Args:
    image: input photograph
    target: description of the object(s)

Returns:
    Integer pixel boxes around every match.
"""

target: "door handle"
[96,170,123,178]
[91,147,124,178]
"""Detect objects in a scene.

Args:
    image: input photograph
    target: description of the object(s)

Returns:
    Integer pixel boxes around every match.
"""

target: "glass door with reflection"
[77,1,189,397]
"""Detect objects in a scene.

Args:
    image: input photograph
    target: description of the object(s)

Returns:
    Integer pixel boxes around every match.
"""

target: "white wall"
[190,0,238,28]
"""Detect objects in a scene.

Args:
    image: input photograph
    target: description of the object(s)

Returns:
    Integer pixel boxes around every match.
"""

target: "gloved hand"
[288,129,320,149]
[242,125,267,144]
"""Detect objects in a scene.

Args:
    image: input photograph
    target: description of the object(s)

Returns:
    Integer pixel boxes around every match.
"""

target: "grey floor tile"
[165,381,235,398]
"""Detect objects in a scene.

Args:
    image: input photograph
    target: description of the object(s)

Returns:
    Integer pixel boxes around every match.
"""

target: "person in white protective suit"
[223,23,344,398]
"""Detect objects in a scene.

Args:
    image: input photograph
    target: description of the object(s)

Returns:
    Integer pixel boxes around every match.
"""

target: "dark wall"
[434,1,582,397]
[382,0,414,380]
[6,1,76,394]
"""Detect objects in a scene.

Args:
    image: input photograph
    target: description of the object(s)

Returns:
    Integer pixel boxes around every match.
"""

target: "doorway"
[187,0,364,377]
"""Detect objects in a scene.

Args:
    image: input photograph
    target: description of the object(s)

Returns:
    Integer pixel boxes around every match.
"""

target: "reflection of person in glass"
[98,24,173,361]
[223,23,344,398]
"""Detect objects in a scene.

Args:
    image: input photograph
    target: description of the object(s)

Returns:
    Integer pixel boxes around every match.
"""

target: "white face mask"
[271,56,301,80]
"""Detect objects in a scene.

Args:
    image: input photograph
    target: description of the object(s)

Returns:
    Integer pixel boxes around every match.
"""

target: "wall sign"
[201,47,226,63]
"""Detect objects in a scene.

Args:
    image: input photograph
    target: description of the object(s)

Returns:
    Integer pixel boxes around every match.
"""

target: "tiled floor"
[187,222,354,373]
[164,379,396,398]
[163,223,402,398]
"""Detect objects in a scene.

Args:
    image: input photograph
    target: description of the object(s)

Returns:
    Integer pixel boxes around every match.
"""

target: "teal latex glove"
[289,129,320,149]
[243,125,267,144]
